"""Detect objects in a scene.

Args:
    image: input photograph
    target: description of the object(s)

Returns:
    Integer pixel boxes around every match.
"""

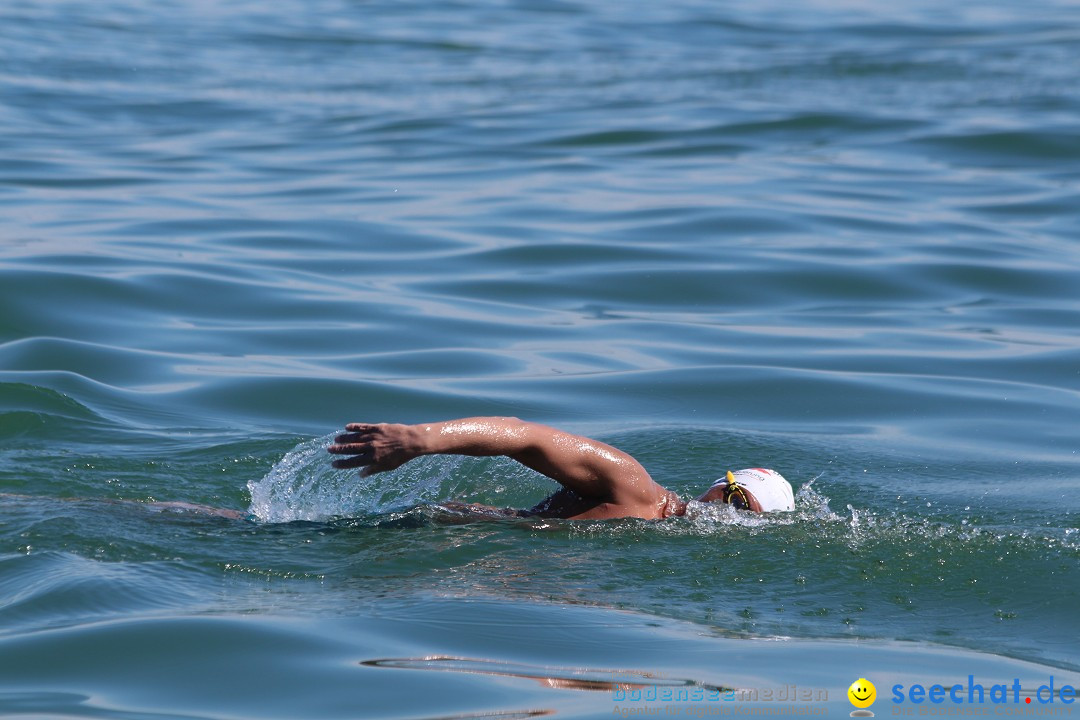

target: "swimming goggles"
[711,470,751,508]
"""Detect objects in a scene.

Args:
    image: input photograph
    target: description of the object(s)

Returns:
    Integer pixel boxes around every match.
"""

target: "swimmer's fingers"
[328,437,376,463]
[327,435,371,451]
[344,422,381,433]
[330,454,404,477]
[333,422,403,446]
[333,427,378,445]
[329,452,373,470]
[329,422,417,476]
[328,438,412,478]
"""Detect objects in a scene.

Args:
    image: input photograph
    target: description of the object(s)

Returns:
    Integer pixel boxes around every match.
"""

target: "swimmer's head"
[696,468,795,513]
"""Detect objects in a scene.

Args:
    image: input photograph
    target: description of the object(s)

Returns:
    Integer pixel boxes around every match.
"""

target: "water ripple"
[1,0,1079,704]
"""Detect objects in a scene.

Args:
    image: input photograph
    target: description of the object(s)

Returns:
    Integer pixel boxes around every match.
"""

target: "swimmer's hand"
[327,423,421,477]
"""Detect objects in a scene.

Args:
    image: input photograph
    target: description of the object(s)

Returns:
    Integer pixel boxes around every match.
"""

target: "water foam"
[246,433,464,523]
[674,474,842,532]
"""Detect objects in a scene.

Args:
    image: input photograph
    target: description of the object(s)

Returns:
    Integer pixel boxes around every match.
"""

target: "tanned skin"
[327,417,763,520]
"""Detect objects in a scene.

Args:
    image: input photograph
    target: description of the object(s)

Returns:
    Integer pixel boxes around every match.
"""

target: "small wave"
[0,382,105,425]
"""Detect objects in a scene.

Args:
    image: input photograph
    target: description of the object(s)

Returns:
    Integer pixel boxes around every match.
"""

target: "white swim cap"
[711,468,794,512]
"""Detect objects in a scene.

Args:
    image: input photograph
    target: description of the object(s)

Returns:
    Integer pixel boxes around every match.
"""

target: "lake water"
[1,0,1079,717]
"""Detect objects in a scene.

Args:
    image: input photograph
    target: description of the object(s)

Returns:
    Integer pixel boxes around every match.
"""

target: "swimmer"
[328,417,794,520]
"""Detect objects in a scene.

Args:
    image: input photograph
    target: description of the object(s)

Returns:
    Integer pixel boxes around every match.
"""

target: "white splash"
[662,471,844,536]
[246,433,463,523]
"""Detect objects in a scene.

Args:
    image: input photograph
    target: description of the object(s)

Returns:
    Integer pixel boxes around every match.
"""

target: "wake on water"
[245,435,1079,572]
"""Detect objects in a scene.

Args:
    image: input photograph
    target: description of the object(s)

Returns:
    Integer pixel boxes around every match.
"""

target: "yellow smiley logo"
[848,678,877,709]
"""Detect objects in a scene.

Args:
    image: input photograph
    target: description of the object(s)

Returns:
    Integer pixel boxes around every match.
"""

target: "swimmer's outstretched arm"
[327,417,659,504]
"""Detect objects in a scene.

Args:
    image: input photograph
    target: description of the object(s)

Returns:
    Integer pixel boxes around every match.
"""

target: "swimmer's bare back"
[439,487,659,521]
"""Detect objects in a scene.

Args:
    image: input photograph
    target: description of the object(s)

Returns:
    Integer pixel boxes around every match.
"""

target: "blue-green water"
[2,0,1079,717]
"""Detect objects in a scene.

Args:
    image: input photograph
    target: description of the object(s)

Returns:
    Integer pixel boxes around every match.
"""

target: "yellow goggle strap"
[723,470,751,508]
